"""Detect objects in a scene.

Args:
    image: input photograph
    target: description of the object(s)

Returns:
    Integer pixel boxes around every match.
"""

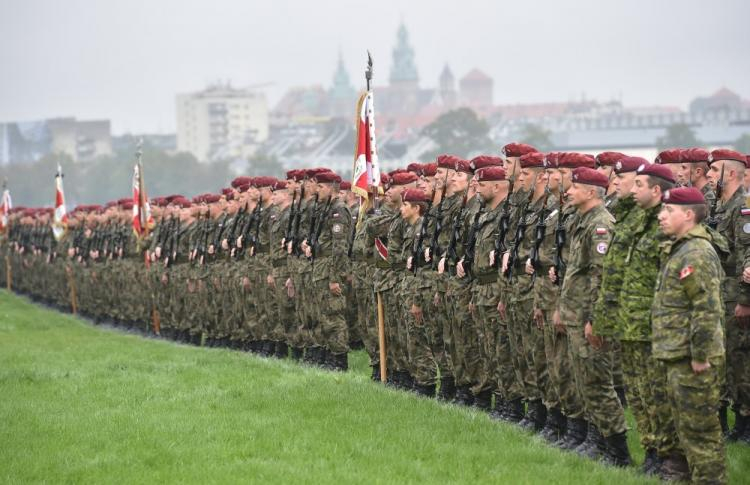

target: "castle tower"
[439,64,457,109]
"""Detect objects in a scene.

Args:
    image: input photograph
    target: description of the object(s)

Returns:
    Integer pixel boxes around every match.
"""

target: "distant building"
[0,117,112,165]
[176,83,269,162]
[459,69,493,110]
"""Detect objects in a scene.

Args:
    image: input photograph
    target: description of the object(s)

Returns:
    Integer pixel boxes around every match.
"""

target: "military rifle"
[529,180,551,285]
[429,169,450,270]
[553,189,567,287]
[410,199,433,273]
[462,197,485,278]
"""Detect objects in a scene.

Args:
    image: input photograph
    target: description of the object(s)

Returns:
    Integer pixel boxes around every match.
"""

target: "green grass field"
[1,289,748,484]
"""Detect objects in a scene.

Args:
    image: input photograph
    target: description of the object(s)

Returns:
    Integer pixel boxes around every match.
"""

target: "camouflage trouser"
[470,280,503,396]
[507,287,540,401]
[567,325,626,437]
[611,340,625,391]
[315,277,349,355]
[403,274,436,386]
[621,340,672,453]
[663,357,726,485]
[291,263,312,348]
[446,280,479,388]
[433,286,454,379]
[270,265,293,344]
[541,316,561,410]
[353,266,378,365]
[726,311,750,417]
[379,284,401,373]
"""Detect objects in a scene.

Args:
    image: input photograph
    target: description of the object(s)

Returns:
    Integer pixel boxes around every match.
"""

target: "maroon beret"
[388,168,409,177]
[390,172,418,186]
[436,154,461,170]
[116,197,131,206]
[252,176,278,188]
[231,176,253,188]
[572,167,609,188]
[543,152,561,169]
[121,200,134,210]
[314,171,342,184]
[406,162,424,174]
[615,156,648,174]
[165,194,183,202]
[502,143,538,158]
[401,188,431,204]
[519,152,545,169]
[454,159,473,174]
[379,173,392,188]
[104,201,117,208]
[421,163,438,177]
[681,148,710,164]
[272,180,287,191]
[203,194,221,204]
[558,152,597,169]
[596,151,628,167]
[655,149,684,164]
[470,155,503,171]
[305,168,330,178]
[286,169,305,182]
[339,181,351,190]
[221,187,234,199]
[636,163,675,183]
[662,187,705,205]
[709,148,747,166]
[173,197,192,208]
[476,166,507,182]
[238,183,251,193]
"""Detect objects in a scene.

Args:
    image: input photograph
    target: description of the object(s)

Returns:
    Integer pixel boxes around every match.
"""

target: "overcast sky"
[1,0,748,134]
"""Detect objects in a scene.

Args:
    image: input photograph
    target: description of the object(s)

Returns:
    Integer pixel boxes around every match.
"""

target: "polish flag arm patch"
[679,265,694,280]
[595,227,608,235]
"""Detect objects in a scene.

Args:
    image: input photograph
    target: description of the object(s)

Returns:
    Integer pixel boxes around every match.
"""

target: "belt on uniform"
[475,272,498,285]
[272,259,287,268]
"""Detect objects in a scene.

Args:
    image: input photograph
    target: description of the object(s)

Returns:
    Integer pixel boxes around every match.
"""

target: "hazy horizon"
[2,0,749,135]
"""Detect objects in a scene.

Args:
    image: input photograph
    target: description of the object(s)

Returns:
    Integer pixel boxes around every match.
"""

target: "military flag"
[0,179,11,234]
[132,142,153,237]
[351,53,381,203]
[51,164,68,241]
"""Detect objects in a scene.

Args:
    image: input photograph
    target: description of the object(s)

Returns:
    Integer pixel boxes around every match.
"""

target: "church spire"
[389,22,418,86]
[330,49,354,100]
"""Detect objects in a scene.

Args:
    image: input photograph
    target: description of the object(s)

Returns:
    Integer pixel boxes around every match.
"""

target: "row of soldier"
[3,144,750,484]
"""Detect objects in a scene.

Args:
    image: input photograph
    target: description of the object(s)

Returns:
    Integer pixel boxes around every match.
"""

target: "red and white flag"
[0,181,11,234]
[51,164,68,241]
[352,90,381,201]
[132,160,153,237]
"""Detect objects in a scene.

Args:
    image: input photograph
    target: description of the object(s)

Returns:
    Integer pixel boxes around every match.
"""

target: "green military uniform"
[652,223,726,484]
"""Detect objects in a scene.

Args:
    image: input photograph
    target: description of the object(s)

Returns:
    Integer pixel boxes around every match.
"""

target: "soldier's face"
[450,171,469,193]
[504,157,519,176]
[546,169,561,192]
[317,183,332,199]
[399,201,419,222]
[559,168,573,191]
[677,163,692,186]
[613,172,636,198]
[658,204,691,237]
[706,160,741,189]
[632,175,660,208]
[566,183,590,207]
[596,166,613,179]
[435,168,449,190]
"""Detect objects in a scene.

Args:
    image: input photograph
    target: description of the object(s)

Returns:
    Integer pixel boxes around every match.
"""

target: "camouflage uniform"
[652,223,726,484]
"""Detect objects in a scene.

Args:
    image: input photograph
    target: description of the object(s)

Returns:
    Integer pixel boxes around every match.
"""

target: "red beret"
[406,162,424,174]
[572,167,609,188]
[105,201,117,208]
[709,148,747,166]
[379,173,392,188]
[121,201,134,210]
[454,159,473,174]
[388,168,408,177]
[421,163,438,177]
[238,183,251,193]
[682,148,710,164]
[173,197,192,208]
[314,171,342,184]
[655,149,683,164]
[272,180,287,191]
[401,188,431,204]
[614,156,648,174]
[558,152,597,169]
[252,176,278,188]
[165,194,182,202]
[390,172,418,186]
[231,176,252,188]
[476,166,507,182]
[286,169,305,182]
[596,152,628,167]
[543,152,561,168]
[191,195,203,204]
[436,154,461,170]
[469,155,503,171]
[636,163,675,183]
[339,181,351,190]
[502,143,538,158]
[305,168,330,178]
[662,187,705,205]
[520,152,545,169]
[221,187,234,199]
[117,197,132,205]
[203,194,221,204]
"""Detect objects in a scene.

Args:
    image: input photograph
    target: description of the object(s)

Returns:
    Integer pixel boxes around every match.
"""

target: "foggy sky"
[1,0,748,135]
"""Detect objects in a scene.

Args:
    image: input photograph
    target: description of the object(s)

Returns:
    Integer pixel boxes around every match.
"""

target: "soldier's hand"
[267,274,275,288]
[329,282,342,296]
[501,251,510,275]
[286,241,293,254]
[456,259,466,278]
[285,278,295,298]
[155,247,162,259]
[468,302,475,314]
[303,246,312,258]
[68,247,75,257]
[208,244,215,255]
[691,360,711,374]
[734,303,750,329]
[549,266,557,283]
[221,239,229,251]
[533,308,545,329]
[489,249,495,267]
[410,304,423,324]
[433,292,440,307]
[424,248,431,263]
[161,274,169,285]
[553,309,565,334]
[237,236,243,248]
[743,266,750,284]
[525,258,534,276]
[242,276,251,291]
[584,321,603,349]
[437,257,446,274]
[407,256,413,270]
[497,301,507,321]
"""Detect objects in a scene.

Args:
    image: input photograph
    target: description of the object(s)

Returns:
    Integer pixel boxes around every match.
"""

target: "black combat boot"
[719,404,729,435]
[263,340,276,357]
[473,389,493,411]
[330,353,348,371]
[452,385,475,406]
[540,407,565,442]
[520,400,547,432]
[603,431,632,467]
[403,372,416,391]
[659,453,690,483]
[574,422,600,455]
[503,398,525,423]
[415,383,436,397]
[290,346,304,361]
[437,376,456,401]
[641,448,658,475]
[489,394,507,420]
[274,341,288,359]
[558,418,587,450]
[579,425,606,460]
[371,365,381,382]
[615,386,627,408]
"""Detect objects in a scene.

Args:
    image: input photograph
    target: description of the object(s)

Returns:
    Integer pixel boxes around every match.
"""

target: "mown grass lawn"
[1,289,748,484]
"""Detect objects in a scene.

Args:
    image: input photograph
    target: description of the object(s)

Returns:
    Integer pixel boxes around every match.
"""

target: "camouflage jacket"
[714,186,750,305]
[652,224,725,362]
[591,196,641,337]
[531,194,563,312]
[311,198,351,284]
[560,202,614,326]
[616,204,667,341]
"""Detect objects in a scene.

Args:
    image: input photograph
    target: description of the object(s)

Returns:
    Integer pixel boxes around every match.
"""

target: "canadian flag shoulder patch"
[679,265,694,280]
